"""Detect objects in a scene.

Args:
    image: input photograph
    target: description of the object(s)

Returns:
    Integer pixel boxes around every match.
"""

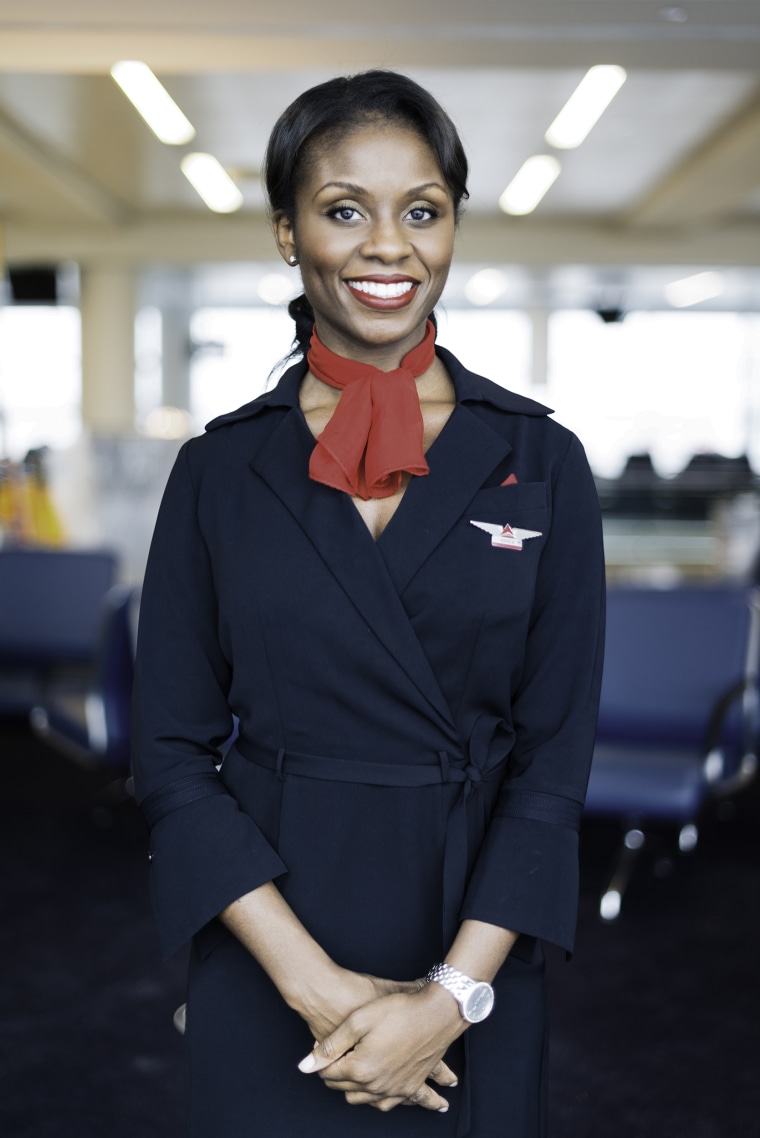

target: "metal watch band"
[425,963,494,1022]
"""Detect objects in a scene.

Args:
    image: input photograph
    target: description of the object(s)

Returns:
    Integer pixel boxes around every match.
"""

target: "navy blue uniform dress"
[132,345,605,1138]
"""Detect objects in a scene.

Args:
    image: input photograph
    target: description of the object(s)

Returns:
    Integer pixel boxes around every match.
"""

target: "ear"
[272,211,296,266]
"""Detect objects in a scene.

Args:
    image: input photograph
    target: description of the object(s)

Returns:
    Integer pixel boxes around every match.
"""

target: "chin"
[355,308,430,338]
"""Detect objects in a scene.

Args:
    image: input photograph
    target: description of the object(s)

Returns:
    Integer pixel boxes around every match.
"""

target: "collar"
[205,344,552,433]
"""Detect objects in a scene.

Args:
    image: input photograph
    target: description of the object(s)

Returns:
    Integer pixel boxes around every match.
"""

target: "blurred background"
[1,3,759,1136]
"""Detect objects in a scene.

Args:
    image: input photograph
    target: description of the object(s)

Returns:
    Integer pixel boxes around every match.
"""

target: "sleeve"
[131,440,287,959]
[460,433,606,954]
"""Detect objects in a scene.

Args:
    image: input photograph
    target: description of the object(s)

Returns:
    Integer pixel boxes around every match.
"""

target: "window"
[548,311,759,477]
[190,308,295,427]
[0,306,81,460]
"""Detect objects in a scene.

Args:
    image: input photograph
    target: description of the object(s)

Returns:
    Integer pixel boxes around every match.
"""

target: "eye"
[328,205,363,222]
[407,206,437,222]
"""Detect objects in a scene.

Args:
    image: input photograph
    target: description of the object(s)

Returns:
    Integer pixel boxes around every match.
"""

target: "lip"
[347,275,418,284]
[344,275,420,311]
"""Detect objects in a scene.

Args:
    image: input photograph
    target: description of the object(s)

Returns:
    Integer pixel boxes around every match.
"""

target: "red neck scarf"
[307,320,436,500]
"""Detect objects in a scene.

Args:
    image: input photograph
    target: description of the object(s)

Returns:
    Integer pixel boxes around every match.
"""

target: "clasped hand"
[297,969,466,1114]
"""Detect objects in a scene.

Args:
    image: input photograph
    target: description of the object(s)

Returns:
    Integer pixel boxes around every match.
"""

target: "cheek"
[299,221,354,269]
[297,257,341,302]
[421,234,455,278]
[299,255,349,299]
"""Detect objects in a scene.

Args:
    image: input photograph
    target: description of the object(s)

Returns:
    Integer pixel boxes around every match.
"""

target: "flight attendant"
[132,70,605,1138]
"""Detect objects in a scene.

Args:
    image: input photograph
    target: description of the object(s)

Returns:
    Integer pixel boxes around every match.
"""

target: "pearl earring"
[289,254,298,265]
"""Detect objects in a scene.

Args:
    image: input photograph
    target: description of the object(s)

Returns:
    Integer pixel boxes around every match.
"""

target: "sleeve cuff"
[147,793,287,959]
[460,815,579,955]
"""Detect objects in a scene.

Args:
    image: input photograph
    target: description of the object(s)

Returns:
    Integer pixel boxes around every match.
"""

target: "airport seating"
[585,584,760,919]
[31,584,139,771]
[0,547,118,714]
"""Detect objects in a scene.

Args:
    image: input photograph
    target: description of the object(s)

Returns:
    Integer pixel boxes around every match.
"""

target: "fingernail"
[298,1053,317,1073]
[437,1105,449,1113]
[450,1081,458,1087]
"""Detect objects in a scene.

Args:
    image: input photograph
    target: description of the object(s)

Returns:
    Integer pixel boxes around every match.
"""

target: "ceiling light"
[257,273,296,306]
[181,153,244,214]
[464,269,509,306]
[499,156,561,216]
[545,65,627,149]
[665,271,724,308]
[111,61,195,145]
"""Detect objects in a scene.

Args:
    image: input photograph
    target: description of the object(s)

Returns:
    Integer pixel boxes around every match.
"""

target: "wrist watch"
[425,963,495,1023]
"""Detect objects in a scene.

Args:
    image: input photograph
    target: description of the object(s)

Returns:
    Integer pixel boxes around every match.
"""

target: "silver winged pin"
[470,520,543,551]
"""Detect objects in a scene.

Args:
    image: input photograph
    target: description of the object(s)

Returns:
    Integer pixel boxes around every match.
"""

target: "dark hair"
[263,70,468,357]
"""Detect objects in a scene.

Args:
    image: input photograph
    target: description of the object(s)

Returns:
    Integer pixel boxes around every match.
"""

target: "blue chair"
[585,585,760,919]
[31,585,139,772]
[0,547,118,715]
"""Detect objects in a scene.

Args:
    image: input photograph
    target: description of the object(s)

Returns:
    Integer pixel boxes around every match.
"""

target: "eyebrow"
[314,180,448,199]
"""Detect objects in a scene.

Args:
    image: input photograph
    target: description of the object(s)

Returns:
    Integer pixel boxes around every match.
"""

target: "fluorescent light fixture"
[545,65,627,149]
[465,269,509,307]
[665,271,724,308]
[181,153,244,213]
[111,61,195,145]
[257,273,296,306]
[499,155,561,216]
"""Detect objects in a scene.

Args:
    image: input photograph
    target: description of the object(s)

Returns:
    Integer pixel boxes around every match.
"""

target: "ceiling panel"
[2,2,760,73]
[2,0,759,34]
[414,68,760,215]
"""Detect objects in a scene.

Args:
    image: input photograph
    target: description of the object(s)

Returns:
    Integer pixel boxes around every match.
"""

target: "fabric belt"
[235,736,506,1138]
[234,735,506,948]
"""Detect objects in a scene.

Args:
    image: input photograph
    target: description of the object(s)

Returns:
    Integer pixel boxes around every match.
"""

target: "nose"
[359,215,411,263]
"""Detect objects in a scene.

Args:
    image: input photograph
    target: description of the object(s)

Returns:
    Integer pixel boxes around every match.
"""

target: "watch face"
[463,983,494,1023]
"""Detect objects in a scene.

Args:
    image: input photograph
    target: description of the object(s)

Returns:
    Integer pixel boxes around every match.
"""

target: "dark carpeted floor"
[1,720,758,1137]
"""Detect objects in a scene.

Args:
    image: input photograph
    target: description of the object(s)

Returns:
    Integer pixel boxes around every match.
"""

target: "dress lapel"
[249,407,458,738]
[377,403,513,595]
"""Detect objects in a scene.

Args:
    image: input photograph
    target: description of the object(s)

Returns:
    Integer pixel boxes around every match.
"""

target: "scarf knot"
[307,320,436,500]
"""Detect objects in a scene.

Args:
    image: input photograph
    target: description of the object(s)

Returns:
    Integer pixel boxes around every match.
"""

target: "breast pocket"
[403,482,549,658]
[469,482,547,516]
[458,482,548,620]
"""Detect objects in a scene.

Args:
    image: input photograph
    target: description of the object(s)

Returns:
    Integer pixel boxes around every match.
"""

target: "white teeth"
[348,280,415,299]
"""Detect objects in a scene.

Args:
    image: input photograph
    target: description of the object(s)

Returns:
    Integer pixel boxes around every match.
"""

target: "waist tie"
[235,737,508,1138]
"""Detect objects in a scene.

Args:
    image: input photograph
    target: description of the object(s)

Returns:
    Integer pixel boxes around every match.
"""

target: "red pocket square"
[501,473,518,486]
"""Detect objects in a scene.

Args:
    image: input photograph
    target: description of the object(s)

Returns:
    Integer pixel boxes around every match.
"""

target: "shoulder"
[437,345,551,418]
[437,344,581,464]
[204,357,307,434]
[180,358,307,471]
[204,390,280,433]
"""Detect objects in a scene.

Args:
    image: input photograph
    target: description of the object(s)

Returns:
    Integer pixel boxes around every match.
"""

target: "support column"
[529,307,549,393]
[80,267,136,433]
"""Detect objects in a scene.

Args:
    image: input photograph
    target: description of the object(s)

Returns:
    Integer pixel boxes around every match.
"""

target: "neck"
[311,321,430,372]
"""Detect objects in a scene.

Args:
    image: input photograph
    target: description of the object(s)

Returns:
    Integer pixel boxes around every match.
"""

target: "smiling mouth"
[347,279,415,299]
[345,278,419,310]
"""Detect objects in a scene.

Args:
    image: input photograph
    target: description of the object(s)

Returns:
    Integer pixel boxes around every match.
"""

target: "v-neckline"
[294,399,459,546]
[350,404,459,546]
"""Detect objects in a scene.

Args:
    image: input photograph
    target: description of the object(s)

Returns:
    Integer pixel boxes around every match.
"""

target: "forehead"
[301,121,447,194]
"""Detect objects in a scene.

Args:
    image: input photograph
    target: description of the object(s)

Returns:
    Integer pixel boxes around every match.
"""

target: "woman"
[132,71,605,1138]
